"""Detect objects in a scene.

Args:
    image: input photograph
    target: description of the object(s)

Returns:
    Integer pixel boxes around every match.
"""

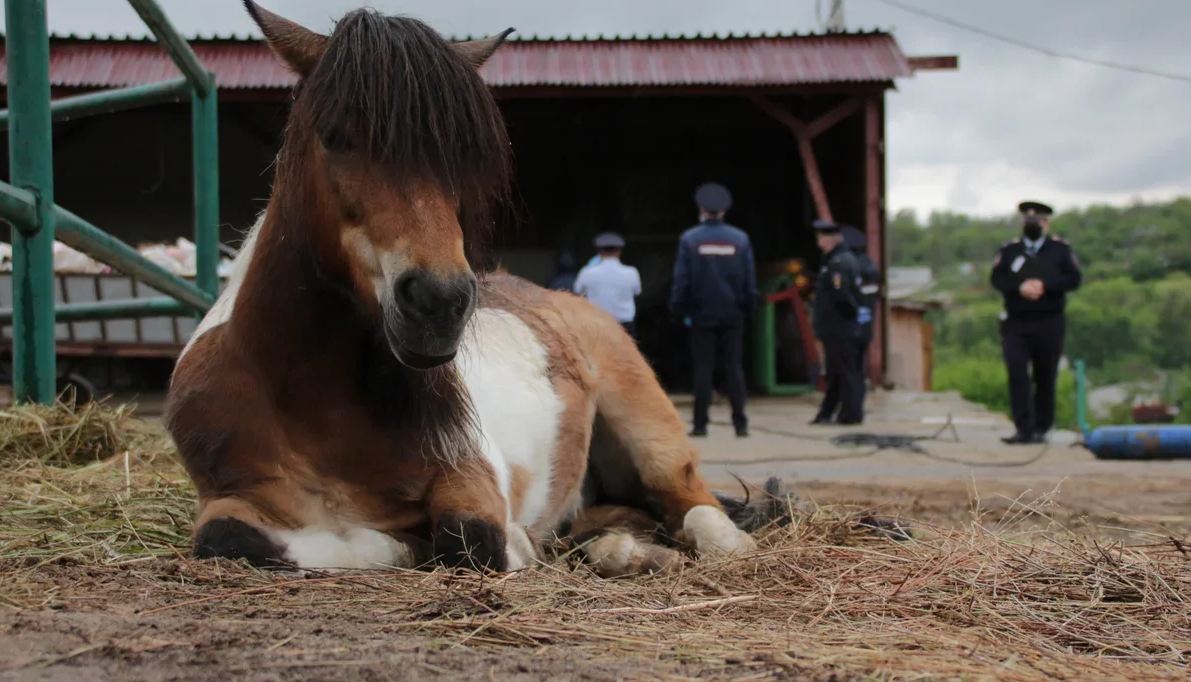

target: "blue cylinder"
[1085,425,1191,460]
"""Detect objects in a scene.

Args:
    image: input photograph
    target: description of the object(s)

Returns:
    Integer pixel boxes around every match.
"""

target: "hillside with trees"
[891,198,1191,426]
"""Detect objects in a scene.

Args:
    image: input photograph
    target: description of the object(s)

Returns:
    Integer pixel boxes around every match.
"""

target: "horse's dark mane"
[285,8,511,262]
[246,9,499,467]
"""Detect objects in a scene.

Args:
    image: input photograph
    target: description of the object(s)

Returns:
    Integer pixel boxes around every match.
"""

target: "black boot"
[1000,431,1034,445]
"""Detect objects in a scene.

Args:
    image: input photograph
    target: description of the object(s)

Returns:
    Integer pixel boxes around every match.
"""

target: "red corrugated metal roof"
[0,34,911,90]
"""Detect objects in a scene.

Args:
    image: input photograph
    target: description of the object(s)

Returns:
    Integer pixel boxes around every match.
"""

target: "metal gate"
[0,0,218,403]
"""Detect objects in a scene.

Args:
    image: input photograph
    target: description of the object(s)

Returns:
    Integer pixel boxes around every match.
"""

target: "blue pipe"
[1083,425,1191,460]
[1075,358,1191,459]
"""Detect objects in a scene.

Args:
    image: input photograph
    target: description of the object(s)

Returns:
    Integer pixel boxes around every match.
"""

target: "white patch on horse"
[583,531,682,578]
[340,227,410,304]
[505,525,539,570]
[682,505,757,555]
[271,526,416,570]
[456,308,562,530]
[180,213,264,360]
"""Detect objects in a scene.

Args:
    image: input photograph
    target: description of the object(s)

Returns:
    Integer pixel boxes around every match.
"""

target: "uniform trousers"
[1001,315,1065,435]
[816,336,864,424]
[690,323,747,431]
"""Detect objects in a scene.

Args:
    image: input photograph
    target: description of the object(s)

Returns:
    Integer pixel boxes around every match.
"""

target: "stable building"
[1,25,954,391]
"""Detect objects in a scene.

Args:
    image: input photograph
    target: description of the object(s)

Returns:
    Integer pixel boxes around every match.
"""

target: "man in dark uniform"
[671,182,758,438]
[842,225,880,400]
[990,201,1082,444]
[811,220,865,425]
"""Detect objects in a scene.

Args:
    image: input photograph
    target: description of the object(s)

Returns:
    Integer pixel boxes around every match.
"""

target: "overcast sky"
[6,0,1191,216]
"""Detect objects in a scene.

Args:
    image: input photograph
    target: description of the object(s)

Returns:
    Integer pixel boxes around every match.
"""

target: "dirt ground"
[3,477,1189,682]
[1,396,1189,681]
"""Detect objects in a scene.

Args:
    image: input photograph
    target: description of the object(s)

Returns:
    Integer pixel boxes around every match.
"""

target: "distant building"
[885,266,945,391]
[887,266,936,301]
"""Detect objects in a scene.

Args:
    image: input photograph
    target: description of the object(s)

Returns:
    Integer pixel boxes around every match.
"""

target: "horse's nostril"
[453,278,476,317]
[395,273,434,318]
[394,273,474,322]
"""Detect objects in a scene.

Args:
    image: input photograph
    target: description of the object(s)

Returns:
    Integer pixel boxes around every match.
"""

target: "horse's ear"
[244,0,328,77]
[453,28,514,68]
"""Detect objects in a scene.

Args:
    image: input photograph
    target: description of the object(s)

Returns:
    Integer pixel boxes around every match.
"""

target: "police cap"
[812,219,841,234]
[840,224,867,251]
[593,232,626,249]
[694,182,733,213]
[1017,200,1054,217]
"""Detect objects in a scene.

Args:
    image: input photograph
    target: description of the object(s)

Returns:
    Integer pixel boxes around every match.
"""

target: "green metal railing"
[1075,359,1091,436]
[750,278,817,397]
[0,0,219,403]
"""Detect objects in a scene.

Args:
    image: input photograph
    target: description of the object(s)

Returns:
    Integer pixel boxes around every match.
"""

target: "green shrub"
[934,356,1077,430]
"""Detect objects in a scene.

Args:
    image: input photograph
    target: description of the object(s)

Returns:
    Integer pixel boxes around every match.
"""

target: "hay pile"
[0,399,191,565]
[1,403,1189,679]
[0,397,156,467]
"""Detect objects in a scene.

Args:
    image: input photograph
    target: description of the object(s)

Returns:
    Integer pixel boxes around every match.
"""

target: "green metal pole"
[759,302,777,394]
[0,182,38,228]
[4,0,57,403]
[126,0,211,97]
[0,77,190,128]
[1075,359,1090,436]
[191,81,220,298]
[53,205,214,312]
[0,297,193,325]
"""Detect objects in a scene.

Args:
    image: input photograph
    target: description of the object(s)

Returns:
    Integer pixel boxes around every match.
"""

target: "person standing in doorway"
[548,250,579,292]
[574,232,642,336]
[811,220,865,425]
[990,201,1082,444]
[842,224,880,404]
[671,182,758,438]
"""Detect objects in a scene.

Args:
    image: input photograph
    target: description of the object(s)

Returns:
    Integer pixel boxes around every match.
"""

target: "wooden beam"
[807,96,864,138]
[797,134,833,223]
[749,96,834,222]
[908,55,959,71]
[864,94,887,385]
[748,95,807,136]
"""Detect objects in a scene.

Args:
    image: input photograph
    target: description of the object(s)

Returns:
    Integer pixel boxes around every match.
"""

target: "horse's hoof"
[505,526,540,571]
[193,517,286,567]
[432,515,508,572]
[682,505,757,556]
[583,531,684,578]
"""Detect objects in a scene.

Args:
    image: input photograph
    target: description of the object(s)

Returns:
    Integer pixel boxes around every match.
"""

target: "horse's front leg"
[427,457,513,571]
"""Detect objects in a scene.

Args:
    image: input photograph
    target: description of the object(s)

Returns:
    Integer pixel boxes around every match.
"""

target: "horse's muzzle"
[384,271,476,370]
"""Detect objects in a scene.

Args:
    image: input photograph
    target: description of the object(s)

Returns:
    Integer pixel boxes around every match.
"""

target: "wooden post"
[749,96,863,224]
[796,134,833,223]
[864,94,886,385]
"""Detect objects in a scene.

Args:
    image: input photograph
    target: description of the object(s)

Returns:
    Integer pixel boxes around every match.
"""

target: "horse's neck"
[231,214,373,383]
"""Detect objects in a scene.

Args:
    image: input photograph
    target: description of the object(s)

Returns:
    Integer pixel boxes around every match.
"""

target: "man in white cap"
[574,232,642,336]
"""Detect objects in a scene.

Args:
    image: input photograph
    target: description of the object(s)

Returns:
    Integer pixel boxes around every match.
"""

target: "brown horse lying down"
[166,1,754,574]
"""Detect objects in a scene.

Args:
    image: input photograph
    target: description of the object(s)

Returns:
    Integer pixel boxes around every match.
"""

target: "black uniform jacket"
[813,243,862,341]
[990,237,1082,320]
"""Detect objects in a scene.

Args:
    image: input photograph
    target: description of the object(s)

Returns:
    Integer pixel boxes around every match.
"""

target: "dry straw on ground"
[1,401,1189,680]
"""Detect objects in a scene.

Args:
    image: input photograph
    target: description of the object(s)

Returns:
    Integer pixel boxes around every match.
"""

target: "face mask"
[1023,222,1043,241]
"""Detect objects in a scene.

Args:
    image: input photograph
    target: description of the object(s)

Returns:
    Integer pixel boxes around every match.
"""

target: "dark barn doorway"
[496,94,867,390]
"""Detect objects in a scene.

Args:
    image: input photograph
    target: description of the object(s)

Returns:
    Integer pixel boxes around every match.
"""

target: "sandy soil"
[3,474,1189,682]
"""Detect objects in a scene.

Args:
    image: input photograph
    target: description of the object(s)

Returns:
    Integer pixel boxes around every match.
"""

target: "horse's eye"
[321,128,353,154]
